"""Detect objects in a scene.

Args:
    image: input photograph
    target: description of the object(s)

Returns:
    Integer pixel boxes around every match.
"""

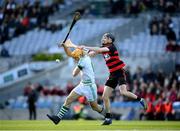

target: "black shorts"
[105,68,127,89]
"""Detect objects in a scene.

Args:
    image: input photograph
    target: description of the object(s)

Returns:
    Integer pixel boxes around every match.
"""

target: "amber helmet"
[71,48,84,60]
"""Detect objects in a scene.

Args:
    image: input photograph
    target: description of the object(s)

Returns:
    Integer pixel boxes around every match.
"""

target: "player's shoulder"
[107,44,116,52]
[109,44,116,48]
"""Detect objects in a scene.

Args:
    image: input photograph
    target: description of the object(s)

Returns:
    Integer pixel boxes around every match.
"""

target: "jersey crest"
[104,53,110,60]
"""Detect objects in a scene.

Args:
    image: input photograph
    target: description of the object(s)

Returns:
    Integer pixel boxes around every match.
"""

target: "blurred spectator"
[146,82,156,102]
[50,86,66,96]
[27,83,43,120]
[154,97,165,120]
[24,82,32,96]
[35,83,44,92]
[166,27,176,42]
[27,85,38,120]
[164,98,175,120]
[97,84,104,95]
[73,103,84,120]
[130,0,140,15]
[109,0,125,15]
[4,0,16,16]
[133,66,143,82]
[66,81,74,94]
[145,98,155,120]
[157,69,165,87]
[0,7,4,25]
[164,1,176,13]
[168,81,178,102]
[42,88,51,96]
[149,14,173,36]
[88,0,179,17]
[140,97,155,120]
[132,80,139,96]
[125,66,132,86]
[165,26,180,52]
[144,0,153,9]
[78,96,87,105]
[0,45,10,57]
[143,68,157,83]
[46,23,63,33]
[166,42,180,52]
[0,0,64,44]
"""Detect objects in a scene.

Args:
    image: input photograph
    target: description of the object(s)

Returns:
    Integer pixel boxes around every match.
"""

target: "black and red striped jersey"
[102,44,125,73]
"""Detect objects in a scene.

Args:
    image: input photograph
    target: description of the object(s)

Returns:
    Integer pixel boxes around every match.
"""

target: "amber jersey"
[102,44,125,73]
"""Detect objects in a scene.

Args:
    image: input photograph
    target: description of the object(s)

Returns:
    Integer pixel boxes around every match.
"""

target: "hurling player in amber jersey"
[78,33,148,125]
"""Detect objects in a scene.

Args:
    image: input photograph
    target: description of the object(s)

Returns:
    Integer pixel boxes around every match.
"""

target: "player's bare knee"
[119,90,126,96]
[119,85,127,96]
[119,88,128,96]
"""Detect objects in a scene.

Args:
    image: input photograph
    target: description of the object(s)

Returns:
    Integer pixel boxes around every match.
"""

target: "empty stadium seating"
[118,32,167,57]
[1,18,129,55]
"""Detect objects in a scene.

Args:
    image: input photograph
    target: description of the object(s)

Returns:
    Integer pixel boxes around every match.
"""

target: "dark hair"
[104,33,115,43]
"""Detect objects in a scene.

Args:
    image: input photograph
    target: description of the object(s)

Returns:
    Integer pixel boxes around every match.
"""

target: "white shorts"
[73,83,97,102]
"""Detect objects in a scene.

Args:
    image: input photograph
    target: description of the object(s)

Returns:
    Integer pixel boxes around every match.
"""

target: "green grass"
[0,120,180,131]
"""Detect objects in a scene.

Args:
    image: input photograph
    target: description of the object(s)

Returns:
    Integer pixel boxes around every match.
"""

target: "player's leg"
[119,84,138,99]
[101,86,113,125]
[89,101,105,116]
[102,86,113,115]
[57,91,80,119]
[81,83,105,116]
[33,105,37,120]
[29,106,32,120]
[101,74,118,125]
[118,69,147,110]
[47,89,81,124]
[119,84,148,109]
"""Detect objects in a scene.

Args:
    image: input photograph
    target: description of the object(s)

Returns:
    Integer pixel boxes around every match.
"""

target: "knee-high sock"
[57,106,69,119]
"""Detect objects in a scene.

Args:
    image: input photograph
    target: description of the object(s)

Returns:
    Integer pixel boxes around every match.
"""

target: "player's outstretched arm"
[88,51,98,57]
[72,66,81,77]
[79,45,109,53]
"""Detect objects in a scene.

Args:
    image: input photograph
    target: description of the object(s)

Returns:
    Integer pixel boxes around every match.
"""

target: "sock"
[99,106,106,116]
[136,97,141,101]
[57,106,69,119]
[105,113,111,118]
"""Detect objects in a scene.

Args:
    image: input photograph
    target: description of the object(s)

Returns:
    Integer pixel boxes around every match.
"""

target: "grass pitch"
[0,120,180,131]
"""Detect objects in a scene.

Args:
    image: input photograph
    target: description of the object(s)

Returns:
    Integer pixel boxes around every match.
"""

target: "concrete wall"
[0,109,50,120]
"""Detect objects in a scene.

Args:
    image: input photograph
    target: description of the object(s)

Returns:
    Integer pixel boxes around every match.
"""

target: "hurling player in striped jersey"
[78,33,148,125]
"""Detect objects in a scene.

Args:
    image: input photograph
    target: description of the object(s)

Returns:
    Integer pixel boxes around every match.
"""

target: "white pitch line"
[1,129,179,131]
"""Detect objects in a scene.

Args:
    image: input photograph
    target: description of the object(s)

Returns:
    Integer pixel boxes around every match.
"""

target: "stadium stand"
[118,33,167,57]
[0,0,87,45]
[0,18,130,55]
